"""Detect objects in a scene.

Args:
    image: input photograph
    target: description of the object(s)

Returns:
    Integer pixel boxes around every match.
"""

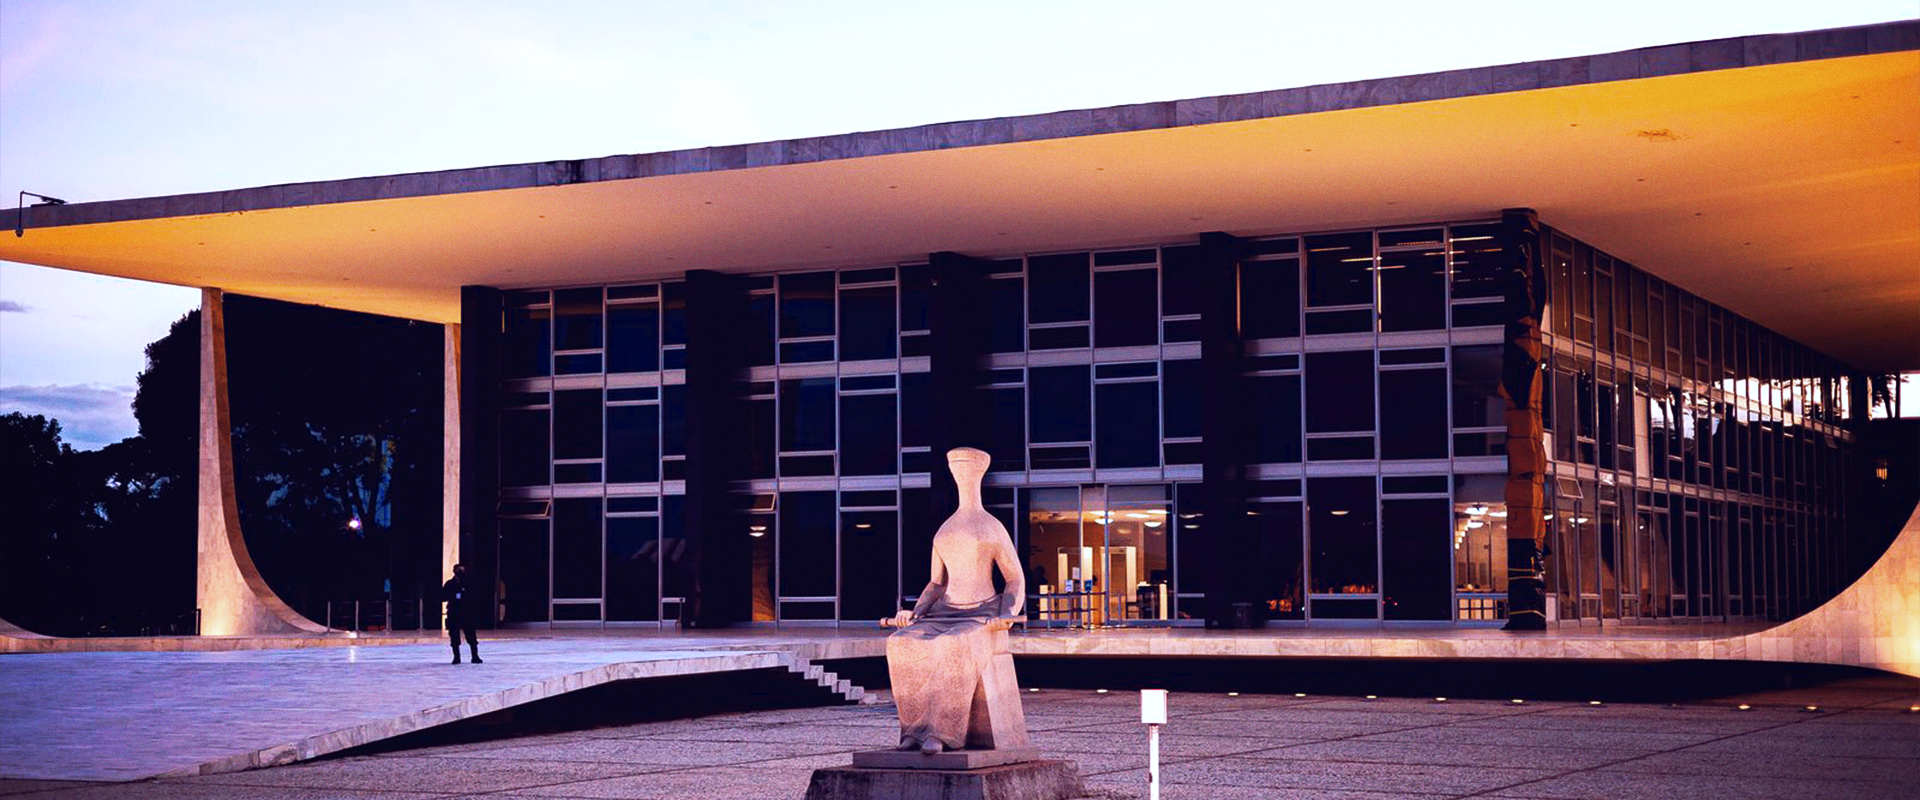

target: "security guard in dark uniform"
[442,563,482,664]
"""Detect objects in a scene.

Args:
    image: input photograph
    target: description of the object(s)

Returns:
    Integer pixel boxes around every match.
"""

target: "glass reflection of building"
[479,214,1856,628]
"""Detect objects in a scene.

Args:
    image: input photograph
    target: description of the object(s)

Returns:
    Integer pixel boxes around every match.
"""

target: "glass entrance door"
[1024,484,1172,626]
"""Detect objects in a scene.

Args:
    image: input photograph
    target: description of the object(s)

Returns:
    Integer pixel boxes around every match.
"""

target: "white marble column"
[196,288,327,636]
[442,323,461,584]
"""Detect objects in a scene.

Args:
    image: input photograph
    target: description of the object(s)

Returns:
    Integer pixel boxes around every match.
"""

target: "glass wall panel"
[500,409,550,487]
[1250,375,1302,463]
[779,491,836,599]
[1161,246,1205,318]
[1029,366,1091,444]
[988,278,1025,353]
[1094,268,1157,347]
[1378,249,1446,331]
[840,509,899,621]
[1382,498,1451,620]
[779,272,835,338]
[988,387,1026,472]
[552,498,603,600]
[498,518,549,623]
[1162,360,1201,440]
[1028,253,1091,324]
[1095,380,1158,468]
[1308,477,1377,595]
[552,389,602,460]
[1026,487,1084,623]
[606,303,659,373]
[743,294,776,366]
[503,307,552,378]
[1252,500,1305,620]
[1306,351,1375,433]
[1242,258,1301,339]
[606,404,659,483]
[553,288,603,351]
[839,285,897,360]
[1380,368,1447,459]
[1106,485,1172,621]
[1452,345,1502,428]
[779,378,836,452]
[606,515,659,621]
[840,392,899,476]
[1304,232,1374,307]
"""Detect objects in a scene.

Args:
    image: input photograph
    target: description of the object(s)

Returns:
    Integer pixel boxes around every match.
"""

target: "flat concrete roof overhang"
[3,22,1916,370]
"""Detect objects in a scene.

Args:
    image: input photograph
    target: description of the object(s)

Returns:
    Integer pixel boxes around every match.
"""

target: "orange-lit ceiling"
[1,51,1915,369]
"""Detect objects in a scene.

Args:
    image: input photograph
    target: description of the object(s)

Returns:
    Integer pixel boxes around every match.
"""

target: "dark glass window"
[839,285,897,360]
[1094,269,1157,347]
[1161,360,1201,439]
[1029,326,1089,350]
[900,373,930,448]
[1253,500,1306,620]
[1029,366,1091,443]
[552,389,603,460]
[662,282,686,346]
[1160,245,1205,317]
[1306,351,1375,433]
[553,288,603,351]
[840,393,899,476]
[1381,498,1451,620]
[1380,368,1447,459]
[747,398,775,478]
[743,294,776,366]
[779,272,834,338]
[552,498,602,599]
[1378,249,1446,331]
[1449,223,1505,299]
[1242,258,1301,339]
[840,510,899,620]
[661,385,686,457]
[502,307,551,378]
[1251,374,1303,463]
[1027,253,1091,324]
[988,278,1025,353]
[780,378,836,452]
[900,264,930,332]
[1309,477,1377,595]
[606,516,659,621]
[1095,381,1158,468]
[779,491,836,597]
[1305,232,1373,307]
[606,404,659,483]
[661,496,691,598]
[500,409,549,486]
[498,519,549,622]
[989,388,1026,471]
[901,489,934,597]
[606,303,659,373]
[1451,345,1503,428]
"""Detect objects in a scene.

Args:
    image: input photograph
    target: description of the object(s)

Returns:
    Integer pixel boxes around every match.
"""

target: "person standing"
[442,563,482,664]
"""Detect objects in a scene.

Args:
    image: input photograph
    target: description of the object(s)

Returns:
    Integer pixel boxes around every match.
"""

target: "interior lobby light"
[1126,513,1150,519]
[1467,505,1488,516]
[1145,521,1162,528]
[1489,510,1509,518]
[1330,510,1350,516]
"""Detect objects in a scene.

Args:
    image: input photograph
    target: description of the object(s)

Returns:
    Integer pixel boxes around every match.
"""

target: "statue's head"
[946,446,990,480]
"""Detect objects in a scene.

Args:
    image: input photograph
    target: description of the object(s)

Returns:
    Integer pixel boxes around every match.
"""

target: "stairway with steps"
[786,654,880,704]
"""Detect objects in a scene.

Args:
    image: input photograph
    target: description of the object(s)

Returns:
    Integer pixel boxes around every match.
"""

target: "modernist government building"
[3,22,1915,647]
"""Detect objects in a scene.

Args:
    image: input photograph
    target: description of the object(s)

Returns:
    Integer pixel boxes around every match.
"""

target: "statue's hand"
[986,616,1021,632]
[880,610,914,628]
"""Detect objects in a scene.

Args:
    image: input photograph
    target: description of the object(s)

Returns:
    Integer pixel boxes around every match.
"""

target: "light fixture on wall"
[14,191,68,237]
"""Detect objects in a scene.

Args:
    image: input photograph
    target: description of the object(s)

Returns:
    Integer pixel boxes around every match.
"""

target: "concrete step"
[786,655,873,705]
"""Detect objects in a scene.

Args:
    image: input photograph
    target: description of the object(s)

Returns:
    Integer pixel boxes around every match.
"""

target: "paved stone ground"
[2,681,1915,800]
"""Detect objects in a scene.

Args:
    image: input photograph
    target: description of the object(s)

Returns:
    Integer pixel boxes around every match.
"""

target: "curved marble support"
[198,288,328,636]
[1730,499,1920,678]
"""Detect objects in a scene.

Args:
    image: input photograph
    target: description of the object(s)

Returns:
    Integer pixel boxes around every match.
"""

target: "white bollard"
[1141,689,1167,800]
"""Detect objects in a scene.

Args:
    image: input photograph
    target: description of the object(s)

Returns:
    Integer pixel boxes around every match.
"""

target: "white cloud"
[0,383,138,451]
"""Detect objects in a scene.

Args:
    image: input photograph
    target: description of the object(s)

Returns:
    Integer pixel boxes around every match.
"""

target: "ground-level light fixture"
[346,516,363,531]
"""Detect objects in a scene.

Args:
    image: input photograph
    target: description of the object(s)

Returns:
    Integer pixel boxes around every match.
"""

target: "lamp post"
[1140,689,1167,800]
[15,191,67,237]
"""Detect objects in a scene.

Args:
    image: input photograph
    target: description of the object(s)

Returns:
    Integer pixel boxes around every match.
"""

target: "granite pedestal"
[804,758,1083,800]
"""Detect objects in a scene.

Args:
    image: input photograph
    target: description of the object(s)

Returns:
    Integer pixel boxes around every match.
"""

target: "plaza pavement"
[1,683,1916,799]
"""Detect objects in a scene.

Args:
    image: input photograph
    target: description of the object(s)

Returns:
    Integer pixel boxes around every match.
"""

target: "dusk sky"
[2,0,1912,450]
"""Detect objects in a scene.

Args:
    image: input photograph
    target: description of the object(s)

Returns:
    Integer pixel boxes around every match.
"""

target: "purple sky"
[2,0,1913,450]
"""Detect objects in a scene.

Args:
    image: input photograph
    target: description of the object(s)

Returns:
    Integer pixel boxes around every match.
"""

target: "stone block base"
[805,758,1083,800]
[852,747,1038,770]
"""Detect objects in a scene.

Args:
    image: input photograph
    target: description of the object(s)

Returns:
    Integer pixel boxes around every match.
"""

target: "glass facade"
[485,216,1856,628]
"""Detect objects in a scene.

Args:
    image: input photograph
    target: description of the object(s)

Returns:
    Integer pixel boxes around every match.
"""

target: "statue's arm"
[993,526,1026,619]
[910,544,949,619]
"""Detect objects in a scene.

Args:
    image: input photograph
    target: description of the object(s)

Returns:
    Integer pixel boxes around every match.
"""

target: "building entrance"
[1025,484,1175,626]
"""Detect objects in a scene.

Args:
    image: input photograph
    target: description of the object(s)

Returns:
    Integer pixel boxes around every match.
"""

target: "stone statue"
[880,446,1030,755]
